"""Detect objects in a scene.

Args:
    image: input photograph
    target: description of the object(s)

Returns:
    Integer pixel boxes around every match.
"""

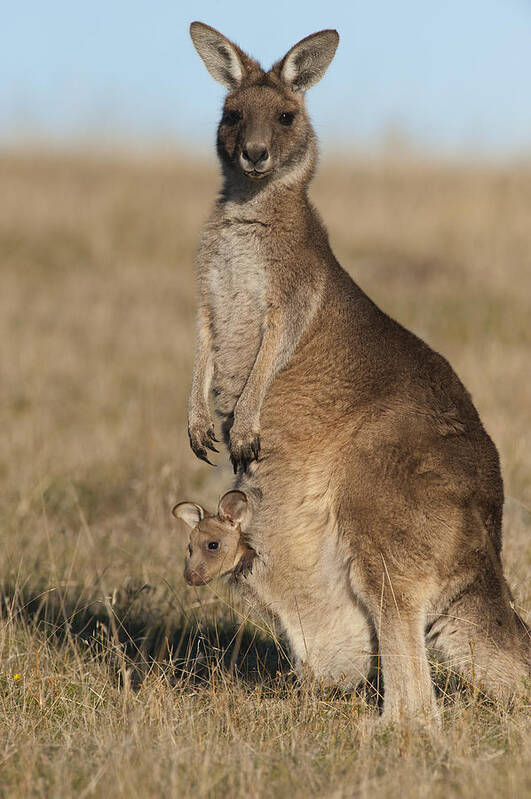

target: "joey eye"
[279,112,295,126]
[208,541,219,551]
[222,110,241,126]
[187,544,192,556]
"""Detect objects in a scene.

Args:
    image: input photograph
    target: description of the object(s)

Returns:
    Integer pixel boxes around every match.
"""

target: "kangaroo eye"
[222,110,241,126]
[187,545,192,556]
[279,112,295,126]
[208,541,219,551]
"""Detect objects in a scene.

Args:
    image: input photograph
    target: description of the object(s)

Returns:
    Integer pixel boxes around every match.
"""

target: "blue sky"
[2,0,531,155]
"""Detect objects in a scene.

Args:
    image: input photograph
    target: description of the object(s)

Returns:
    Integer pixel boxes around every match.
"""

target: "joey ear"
[190,21,258,89]
[171,501,204,529]
[278,29,339,93]
[218,490,248,526]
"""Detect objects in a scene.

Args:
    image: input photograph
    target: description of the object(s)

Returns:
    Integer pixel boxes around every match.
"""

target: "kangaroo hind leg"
[427,570,530,702]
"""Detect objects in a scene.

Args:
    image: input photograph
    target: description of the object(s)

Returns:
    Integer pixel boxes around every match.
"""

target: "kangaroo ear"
[190,21,258,90]
[278,29,339,93]
[171,501,204,529]
[218,491,248,526]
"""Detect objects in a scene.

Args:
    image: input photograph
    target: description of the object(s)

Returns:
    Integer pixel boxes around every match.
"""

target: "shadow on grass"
[0,578,294,691]
[1,579,496,711]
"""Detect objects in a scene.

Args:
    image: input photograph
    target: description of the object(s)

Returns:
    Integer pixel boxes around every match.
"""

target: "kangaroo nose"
[242,144,269,165]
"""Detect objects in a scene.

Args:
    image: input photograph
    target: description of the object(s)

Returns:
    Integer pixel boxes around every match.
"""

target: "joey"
[172,491,256,585]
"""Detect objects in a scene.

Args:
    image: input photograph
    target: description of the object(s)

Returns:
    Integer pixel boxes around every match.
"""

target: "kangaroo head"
[190,22,339,188]
[172,491,249,585]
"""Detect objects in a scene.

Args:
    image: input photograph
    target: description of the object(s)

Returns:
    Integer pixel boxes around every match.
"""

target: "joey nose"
[242,144,269,165]
[184,565,207,586]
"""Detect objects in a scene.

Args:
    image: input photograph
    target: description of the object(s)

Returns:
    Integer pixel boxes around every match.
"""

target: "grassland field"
[0,150,529,797]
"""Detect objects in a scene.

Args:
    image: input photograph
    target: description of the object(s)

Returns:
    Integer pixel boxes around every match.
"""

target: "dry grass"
[0,150,529,798]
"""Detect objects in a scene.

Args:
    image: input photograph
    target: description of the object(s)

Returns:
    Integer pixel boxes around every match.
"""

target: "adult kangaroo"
[187,22,530,721]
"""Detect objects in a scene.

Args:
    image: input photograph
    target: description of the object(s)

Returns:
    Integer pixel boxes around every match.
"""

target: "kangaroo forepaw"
[229,431,260,473]
[234,548,257,578]
[188,420,218,466]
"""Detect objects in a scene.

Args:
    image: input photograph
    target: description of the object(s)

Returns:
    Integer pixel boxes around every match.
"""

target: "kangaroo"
[173,491,257,585]
[186,22,530,720]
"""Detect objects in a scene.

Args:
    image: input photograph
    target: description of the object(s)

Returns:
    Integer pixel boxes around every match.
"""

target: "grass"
[0,149,529,797]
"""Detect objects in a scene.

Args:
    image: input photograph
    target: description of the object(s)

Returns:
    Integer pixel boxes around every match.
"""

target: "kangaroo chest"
[204,221,268,417]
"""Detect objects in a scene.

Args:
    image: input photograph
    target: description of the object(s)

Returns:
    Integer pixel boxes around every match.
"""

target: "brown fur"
[187,22,530,720]
[173,491,257,585]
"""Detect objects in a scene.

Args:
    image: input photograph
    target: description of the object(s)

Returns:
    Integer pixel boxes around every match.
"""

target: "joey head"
[172,490,256,585]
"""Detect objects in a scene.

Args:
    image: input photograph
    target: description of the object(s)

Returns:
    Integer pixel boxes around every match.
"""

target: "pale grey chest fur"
[204,220,268,418]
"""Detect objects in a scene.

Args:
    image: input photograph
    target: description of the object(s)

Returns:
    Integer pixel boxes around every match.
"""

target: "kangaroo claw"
[229,431,261,473]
